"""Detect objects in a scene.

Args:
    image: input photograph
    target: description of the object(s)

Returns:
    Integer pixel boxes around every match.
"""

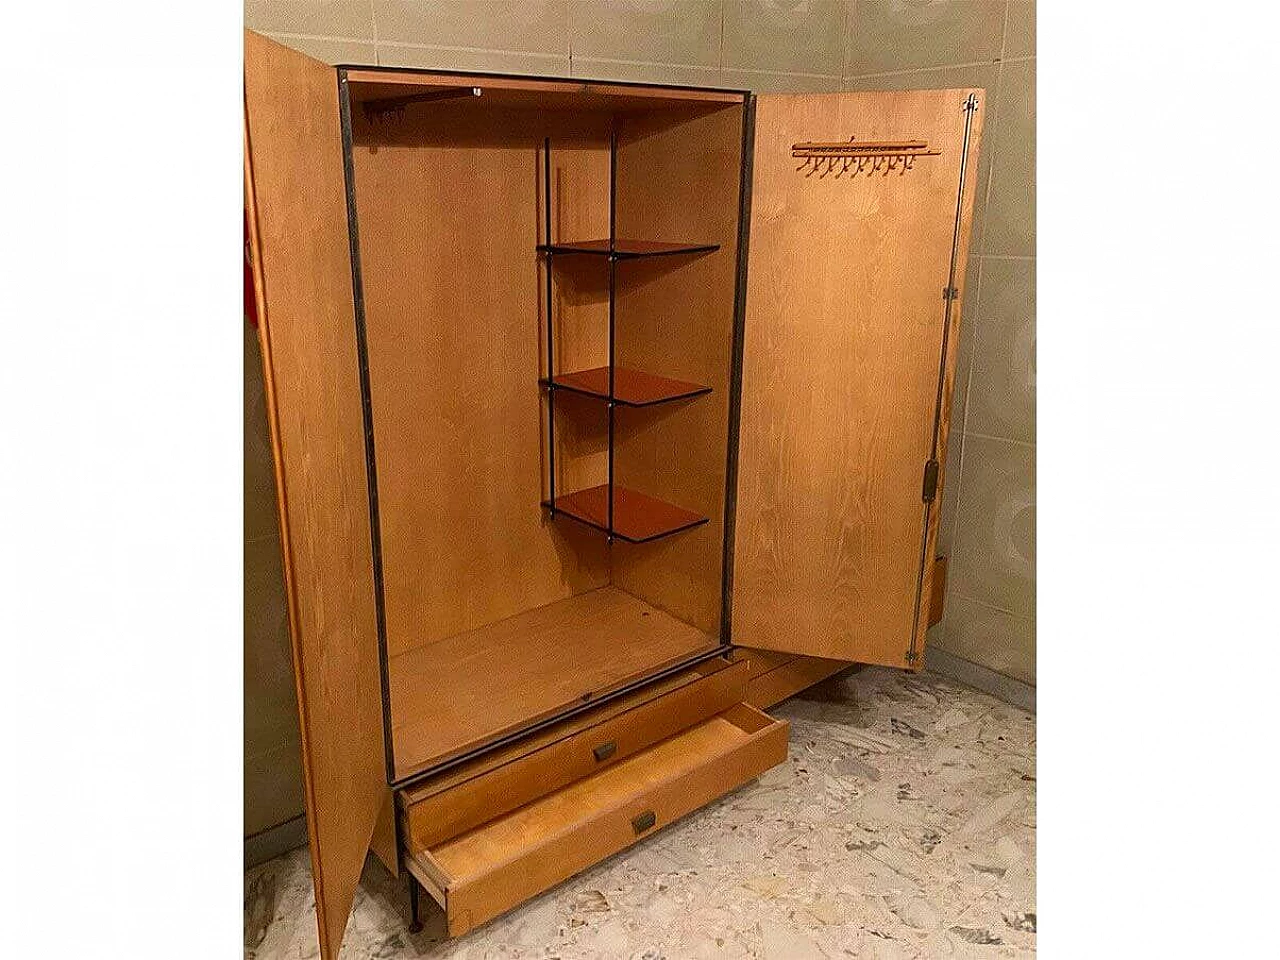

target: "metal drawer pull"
[632,810,657,834]
[593,741,617,762]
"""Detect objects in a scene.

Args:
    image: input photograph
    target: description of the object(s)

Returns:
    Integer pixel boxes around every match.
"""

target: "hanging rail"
[362,86,481,123]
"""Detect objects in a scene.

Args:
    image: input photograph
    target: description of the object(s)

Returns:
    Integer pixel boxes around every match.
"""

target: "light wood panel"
[733,90,984,667]
[244,31,385,960]
[348,100,614,663]
[611,104,745,636]
[388,586,717,778]
[400,657,746,850]
[415,704,787,936]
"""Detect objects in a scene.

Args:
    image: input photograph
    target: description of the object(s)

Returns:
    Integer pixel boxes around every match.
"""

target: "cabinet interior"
[344,75,746,781]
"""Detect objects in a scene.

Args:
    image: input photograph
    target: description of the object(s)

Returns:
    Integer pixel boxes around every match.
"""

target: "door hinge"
[921,459,940,503]
[963,93,979,113]
[905,649,918,664]
[942,286,960,301]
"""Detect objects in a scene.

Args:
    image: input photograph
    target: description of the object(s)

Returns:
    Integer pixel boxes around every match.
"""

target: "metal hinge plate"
[921,459,940,503]
[942,286,960,301]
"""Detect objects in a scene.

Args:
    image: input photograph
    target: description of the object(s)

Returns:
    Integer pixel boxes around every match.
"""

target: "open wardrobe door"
[244,31,388,960]
[731,90,984,669]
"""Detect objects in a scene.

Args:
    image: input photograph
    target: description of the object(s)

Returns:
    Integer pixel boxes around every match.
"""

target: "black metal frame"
[606,130,617,538]
[720,94,757,644]
[407,873,423,934]
[907,92,981,663]
[543,138,557,518]
[337,70,397,785]
[336,63,752,792]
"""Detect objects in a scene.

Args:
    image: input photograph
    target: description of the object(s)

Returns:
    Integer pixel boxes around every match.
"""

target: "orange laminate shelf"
[543,484,708,544]
[536,238,719,259]
[542,366,712,407]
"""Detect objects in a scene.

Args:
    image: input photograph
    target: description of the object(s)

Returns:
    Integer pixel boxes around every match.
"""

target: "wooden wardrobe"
[244,30,981,959]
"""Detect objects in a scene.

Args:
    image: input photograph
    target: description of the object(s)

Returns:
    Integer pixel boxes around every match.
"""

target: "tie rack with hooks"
[792,137,940,177]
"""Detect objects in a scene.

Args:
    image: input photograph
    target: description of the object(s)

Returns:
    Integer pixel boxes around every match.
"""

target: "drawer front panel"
[401,656,748,850]
[411,703,787,937]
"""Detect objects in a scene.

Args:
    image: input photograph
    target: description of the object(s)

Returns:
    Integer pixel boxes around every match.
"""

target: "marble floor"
[244,667,1036,959]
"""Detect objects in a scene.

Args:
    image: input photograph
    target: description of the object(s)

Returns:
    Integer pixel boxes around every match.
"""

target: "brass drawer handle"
[632,809,656,834]
[593,741,617,762]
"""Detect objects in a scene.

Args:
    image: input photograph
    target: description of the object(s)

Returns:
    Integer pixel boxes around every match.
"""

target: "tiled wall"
[243,0,1035,840]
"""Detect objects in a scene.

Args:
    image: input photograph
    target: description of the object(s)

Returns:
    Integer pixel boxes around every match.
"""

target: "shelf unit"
[541,484,709,544]
[540,134,719,543]
[540,366,712,407]
[536,239,720,259]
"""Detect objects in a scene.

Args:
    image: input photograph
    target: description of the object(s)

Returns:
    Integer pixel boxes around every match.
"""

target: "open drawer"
[404,703,788,936]
[399,655,749,850]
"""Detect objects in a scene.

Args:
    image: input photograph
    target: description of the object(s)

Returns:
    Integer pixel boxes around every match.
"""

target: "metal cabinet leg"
[408,874,423,934]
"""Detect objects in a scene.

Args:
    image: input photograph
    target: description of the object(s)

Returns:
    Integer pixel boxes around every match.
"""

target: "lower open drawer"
[405,702,787,936]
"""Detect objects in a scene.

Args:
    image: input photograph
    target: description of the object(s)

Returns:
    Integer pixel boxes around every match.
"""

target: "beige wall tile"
[571,57,721,86]
[937,271,977,557]
[377,42,570,74]
[847,0,1004,75]
[965,256,1034,443]
[974,253,1033,328]
[245,741,306,836]
[264,34,377,65]
[962,240,982,323]
[1004,0,1035,59]
[374,0,568,53]
[937,418,964,554]
[841,61,995,91]
[569,0,721,67]
[983,58,1035,257]
[245,0,375,39]
[723,0,847,76]
[933,594,1035,685]
[950,433,1034,617]
[720,68,842,91]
